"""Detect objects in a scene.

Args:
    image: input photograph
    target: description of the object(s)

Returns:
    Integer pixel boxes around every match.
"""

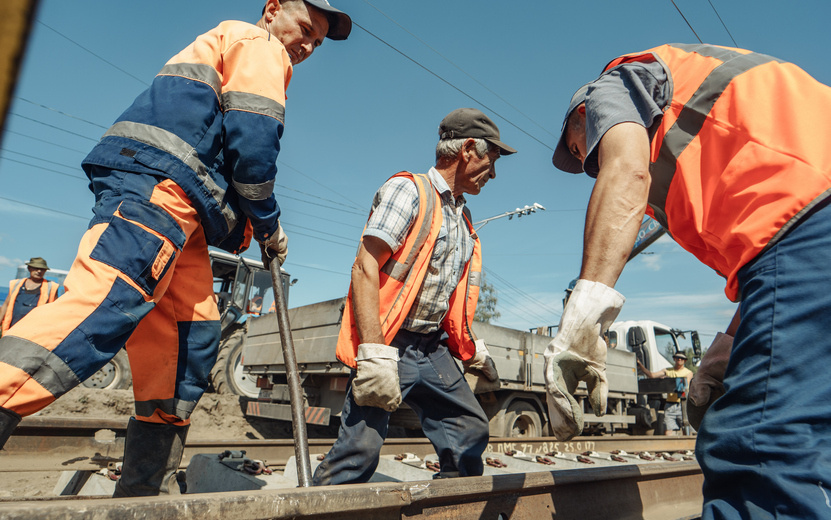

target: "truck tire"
[502,401,542,438]
[82,349,132,390]
[211,327,260,398]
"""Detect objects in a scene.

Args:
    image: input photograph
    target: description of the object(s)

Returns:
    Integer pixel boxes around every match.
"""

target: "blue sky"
[2,0,829,347]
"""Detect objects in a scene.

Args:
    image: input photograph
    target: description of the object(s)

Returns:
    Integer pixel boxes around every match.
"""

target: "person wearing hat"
[635,351,692,436]
[313,108,516,485]
[546,43,831,518]
[0,258,60,334]
[0,0,351,498]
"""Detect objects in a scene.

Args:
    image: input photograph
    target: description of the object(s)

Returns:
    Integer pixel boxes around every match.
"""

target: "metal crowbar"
[269,260,313,487]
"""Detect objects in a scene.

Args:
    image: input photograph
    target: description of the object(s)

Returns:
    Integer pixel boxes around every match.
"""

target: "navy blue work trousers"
[698,199,831,519]
[312,329,490,485]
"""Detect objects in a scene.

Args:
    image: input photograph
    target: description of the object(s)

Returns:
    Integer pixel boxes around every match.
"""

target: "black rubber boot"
[113,418,189,497]
[0,407,22,450]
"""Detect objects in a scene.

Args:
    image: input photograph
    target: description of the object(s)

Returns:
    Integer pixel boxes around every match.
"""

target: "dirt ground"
[0,386,291,498]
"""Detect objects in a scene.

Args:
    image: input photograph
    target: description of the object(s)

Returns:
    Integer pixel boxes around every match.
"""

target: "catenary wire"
[670,0,704,43]
[353,21,553,151]
[361,0,556,140]
[706,0,739,47]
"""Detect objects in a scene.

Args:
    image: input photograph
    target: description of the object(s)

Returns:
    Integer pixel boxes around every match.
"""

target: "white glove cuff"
[357,343,400,362]
[473,339,489,356]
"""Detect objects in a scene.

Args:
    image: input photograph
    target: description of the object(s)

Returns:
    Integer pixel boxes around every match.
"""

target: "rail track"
[0,417,703,519]
[2,416,696,472]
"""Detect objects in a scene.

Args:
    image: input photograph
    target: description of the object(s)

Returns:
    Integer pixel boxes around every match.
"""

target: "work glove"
[351,343,402,412]
[259,221,288,268]
[463,339,500,393]
[687,332,733,430]
[544,279,624,440]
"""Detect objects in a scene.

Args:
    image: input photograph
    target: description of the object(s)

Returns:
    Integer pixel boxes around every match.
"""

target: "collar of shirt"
[427,167,466,209]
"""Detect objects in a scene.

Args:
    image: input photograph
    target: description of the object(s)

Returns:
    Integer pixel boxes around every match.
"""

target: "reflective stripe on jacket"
[1,278,59,332]
[82,20,293,254]
[336,172,482,368]
[604,44,831,301]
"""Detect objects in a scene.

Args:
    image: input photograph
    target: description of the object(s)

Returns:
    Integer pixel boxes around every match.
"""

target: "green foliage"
[474,272,500,323]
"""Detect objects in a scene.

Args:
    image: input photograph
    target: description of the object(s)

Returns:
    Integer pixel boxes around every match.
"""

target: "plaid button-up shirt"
[364,168,475,333]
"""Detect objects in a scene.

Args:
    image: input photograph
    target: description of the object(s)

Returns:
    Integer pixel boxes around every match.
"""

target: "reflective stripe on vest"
[603,44,831,300]
[1,279,59,332]
[336,172,481,368]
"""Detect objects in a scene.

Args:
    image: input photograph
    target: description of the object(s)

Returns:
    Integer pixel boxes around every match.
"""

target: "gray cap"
[552,83,590,174]
[304,0,352,40]
[438,108,517,156]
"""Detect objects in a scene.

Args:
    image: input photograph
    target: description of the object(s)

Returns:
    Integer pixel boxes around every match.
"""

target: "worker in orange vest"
[0,0,351,498]
[313,108,515,485]
[547,43,831,519]
[0,257,59,334]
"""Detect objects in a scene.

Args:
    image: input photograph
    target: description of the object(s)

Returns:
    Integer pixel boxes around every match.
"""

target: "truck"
[206,252,701,438]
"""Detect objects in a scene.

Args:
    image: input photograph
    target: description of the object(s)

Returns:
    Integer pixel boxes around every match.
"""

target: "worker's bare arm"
[580,122,651,287]
[351,235,393,345]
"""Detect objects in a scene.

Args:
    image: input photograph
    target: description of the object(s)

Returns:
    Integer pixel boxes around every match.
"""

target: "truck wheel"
[82,349,132,390]
[504,401,542,438]
[212,328,260,398]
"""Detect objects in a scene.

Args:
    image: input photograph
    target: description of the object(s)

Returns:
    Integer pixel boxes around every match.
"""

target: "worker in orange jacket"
[0,257,59,334]
[0,0,351,498]
[313,108,515,485]
[547,43,831,519]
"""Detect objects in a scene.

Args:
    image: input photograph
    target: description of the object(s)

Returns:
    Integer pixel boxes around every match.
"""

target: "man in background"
[0,257,59,334]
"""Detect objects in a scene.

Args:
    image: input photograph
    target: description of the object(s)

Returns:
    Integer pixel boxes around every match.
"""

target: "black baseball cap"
[438,108,517,156]
[304,0,351,40]
[552,83,590,173]
[674,352,688,360]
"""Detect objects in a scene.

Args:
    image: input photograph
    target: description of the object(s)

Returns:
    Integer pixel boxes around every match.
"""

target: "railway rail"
[0,417,703,519]
[1,416,697,472]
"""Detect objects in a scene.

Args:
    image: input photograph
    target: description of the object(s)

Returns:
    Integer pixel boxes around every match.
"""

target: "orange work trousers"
[0,171,220,426]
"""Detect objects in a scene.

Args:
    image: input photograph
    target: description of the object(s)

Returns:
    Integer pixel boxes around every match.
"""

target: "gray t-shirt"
[582,59,671,177]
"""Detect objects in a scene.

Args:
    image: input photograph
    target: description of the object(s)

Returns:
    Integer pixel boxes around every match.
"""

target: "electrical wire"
[353,21,553,151]
[706,0,739,47]
[670,0,704,43]
[36,21,150,87]
[361,0,556,140]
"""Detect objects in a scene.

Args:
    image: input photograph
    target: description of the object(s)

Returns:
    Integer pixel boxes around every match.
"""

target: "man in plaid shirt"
[313,108,516,485]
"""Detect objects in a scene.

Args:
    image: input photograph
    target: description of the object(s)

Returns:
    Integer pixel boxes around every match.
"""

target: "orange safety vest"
[604,44,831,301]
[336,172,482,369]
[1,278,60,332]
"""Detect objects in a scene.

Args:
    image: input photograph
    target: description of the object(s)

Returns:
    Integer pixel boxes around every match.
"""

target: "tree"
[475,272,500,323]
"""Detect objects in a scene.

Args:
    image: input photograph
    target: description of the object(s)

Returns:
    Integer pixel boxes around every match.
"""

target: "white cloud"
[0,256,22,269]
[640,253,662,271]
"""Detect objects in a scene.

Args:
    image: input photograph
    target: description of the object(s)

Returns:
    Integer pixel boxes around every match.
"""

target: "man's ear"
[577,104,586,116]
[265,0,282,20]
[460,138,476,162]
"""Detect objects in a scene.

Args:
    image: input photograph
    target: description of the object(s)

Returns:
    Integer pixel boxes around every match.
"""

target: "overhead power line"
[706,0,739,47]
[362,0,556,140]
[669,0,703,43]
[37,21,150,87]
[353,21,553,151]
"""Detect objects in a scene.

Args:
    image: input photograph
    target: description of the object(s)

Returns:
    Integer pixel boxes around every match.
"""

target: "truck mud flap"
[245,401,331,426]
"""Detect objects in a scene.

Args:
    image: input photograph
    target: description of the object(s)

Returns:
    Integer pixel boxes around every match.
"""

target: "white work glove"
[544,279,624,440]
[259,221,288,268]
[463,339,500,393]
[463,339,499,382]
[351,343,402,412]
[687,332,733,430]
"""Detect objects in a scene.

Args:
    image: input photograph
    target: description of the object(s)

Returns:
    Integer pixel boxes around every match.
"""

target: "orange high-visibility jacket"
[336,172,482,369]
[1,278,59,332]
[604,44,831,301]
